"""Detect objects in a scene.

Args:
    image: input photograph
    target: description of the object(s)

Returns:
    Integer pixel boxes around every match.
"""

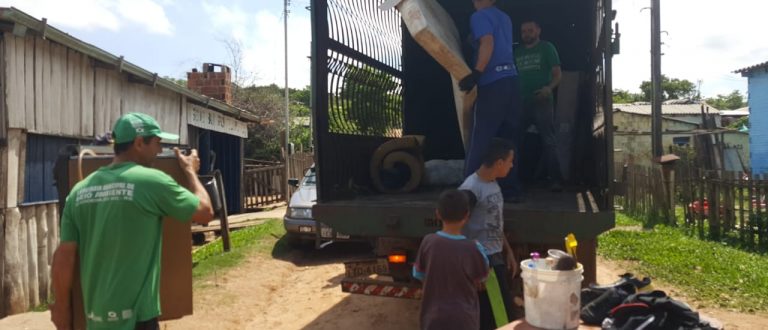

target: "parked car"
[283,166,355,246]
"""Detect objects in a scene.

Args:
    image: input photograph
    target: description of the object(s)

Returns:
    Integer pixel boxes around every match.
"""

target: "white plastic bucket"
[520,259,584,329]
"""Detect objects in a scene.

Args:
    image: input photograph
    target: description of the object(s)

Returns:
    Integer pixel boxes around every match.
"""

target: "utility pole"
[650,0,662,158]
[284,0,291,160]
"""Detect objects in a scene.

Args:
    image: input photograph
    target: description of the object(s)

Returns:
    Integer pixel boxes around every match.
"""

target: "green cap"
[112,113,179,144]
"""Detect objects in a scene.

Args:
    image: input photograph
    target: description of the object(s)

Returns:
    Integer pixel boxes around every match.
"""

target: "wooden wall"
[0,128,58,317]
[0,32,208,317]
[3,32,188,144]
[1,204,58,316]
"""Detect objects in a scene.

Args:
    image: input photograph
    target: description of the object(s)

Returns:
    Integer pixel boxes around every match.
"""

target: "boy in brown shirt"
[413,189,490,330]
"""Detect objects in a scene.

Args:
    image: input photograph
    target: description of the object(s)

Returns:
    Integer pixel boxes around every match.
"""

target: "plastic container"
[520,259,584,329]
[548,249,570,260]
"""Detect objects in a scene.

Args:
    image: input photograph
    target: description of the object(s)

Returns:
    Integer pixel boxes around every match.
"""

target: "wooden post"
[709,174,720,240]
[4,208,26,314]
[36,204,50,303]
[19,208,29,311]
[739,173,746,243]
[698,169,706,239]
[47,203,59,263]
[4,129,22,208]
[24,207,39,308]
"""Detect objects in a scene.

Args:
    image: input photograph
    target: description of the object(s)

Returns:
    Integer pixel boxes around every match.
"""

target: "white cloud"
[117,0,174,35]
[613,0,767,97]
[0,0,174,35]
[202,2,311,88]
[613,0,768,97]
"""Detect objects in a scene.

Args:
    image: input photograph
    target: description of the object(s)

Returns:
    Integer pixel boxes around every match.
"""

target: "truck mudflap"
[341,278,422,299]
[342,258,422,299]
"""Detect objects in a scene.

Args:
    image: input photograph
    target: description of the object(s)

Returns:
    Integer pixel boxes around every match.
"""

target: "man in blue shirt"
[459,0,523,202]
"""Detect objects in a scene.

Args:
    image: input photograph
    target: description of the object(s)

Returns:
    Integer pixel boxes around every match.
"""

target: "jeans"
[522,96,563,184]
[464,76,523,197]
[135,318,159,330]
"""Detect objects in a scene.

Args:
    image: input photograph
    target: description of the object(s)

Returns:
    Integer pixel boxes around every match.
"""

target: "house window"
[23,134,82,204]
[672,136,691,146]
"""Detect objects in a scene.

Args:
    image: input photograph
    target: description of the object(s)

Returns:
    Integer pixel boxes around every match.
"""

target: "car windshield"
[302,168,316,186]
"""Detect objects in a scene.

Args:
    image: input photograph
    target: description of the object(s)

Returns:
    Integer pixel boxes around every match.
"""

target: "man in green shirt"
[514,20,563,191]
[50,113,214,330]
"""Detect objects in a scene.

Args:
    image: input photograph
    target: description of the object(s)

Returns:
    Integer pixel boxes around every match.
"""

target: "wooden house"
[0,7,258,317]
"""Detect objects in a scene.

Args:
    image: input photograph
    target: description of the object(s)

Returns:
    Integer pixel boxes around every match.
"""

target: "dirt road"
[164,245,767,330]
[163,242,420,330]
[2,240,766,329]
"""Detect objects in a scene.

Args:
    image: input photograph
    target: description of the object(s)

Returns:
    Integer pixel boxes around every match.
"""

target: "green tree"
[234,84,314,160]
[639,75,698,101]
[336,65,402,136]
[728,116,749,129]
[291,86,311,108]
[163,76,187,87]
[705,90,746,110]
[613,89,643,104]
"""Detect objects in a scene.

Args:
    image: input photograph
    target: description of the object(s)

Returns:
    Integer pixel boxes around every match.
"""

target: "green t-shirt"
[60,162,199,330]
[514,41,561,103]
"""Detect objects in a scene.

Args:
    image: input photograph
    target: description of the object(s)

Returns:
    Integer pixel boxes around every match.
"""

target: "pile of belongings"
[580,273,718,330]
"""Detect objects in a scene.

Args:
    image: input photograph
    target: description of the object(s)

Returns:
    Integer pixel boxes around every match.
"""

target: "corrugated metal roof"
[614,103,720,115]
[734,60,768,75]
[720,108,750,116]
[0,7,259,123]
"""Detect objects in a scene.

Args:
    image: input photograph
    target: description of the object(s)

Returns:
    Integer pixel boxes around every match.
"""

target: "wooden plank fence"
[679,168,768,249]
[2,203,58,317]
[243,165,285,210]
[617,160,768,251]
[242,153,313,211]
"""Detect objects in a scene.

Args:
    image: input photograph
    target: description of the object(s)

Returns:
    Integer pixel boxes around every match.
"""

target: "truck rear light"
[388,254,407,264]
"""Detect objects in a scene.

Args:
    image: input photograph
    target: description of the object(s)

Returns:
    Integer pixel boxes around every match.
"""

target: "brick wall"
[187,63,232,104]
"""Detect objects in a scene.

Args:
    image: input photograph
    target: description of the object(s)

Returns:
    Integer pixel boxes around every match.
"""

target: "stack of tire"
[370,135,425,194]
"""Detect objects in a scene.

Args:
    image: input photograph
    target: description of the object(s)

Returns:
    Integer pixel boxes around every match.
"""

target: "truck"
[309,0,618,299]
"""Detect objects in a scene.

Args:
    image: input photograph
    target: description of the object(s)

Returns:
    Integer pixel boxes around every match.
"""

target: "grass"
[615,212,643,227]
[192,218,288,281]
[599,213,768,312]
[30,298,53,312]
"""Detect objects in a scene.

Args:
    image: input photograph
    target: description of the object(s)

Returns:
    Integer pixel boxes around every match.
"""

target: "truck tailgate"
[314,188,614,243]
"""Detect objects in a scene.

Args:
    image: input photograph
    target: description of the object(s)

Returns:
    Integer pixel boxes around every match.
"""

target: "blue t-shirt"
[470,6,517,86]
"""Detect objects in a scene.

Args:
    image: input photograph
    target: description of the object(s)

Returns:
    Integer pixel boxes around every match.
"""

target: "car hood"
[289,185,317,209]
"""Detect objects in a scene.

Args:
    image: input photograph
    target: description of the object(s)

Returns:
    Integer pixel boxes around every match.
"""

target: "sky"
[1,0,765,99]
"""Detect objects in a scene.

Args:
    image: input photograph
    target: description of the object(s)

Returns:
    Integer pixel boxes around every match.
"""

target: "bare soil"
[2,242,766,329]
[163,242,420,330]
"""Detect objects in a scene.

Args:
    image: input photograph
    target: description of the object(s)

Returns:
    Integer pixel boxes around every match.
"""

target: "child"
[413,189,490,330]
[460,137,517,329]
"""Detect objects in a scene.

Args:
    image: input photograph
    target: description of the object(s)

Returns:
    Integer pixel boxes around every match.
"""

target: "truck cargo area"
[314,187,613,244]
[310,0,616,286]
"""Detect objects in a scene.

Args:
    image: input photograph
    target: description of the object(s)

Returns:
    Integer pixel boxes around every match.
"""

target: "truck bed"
[314,186,614,244]
[325,187,597,212]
